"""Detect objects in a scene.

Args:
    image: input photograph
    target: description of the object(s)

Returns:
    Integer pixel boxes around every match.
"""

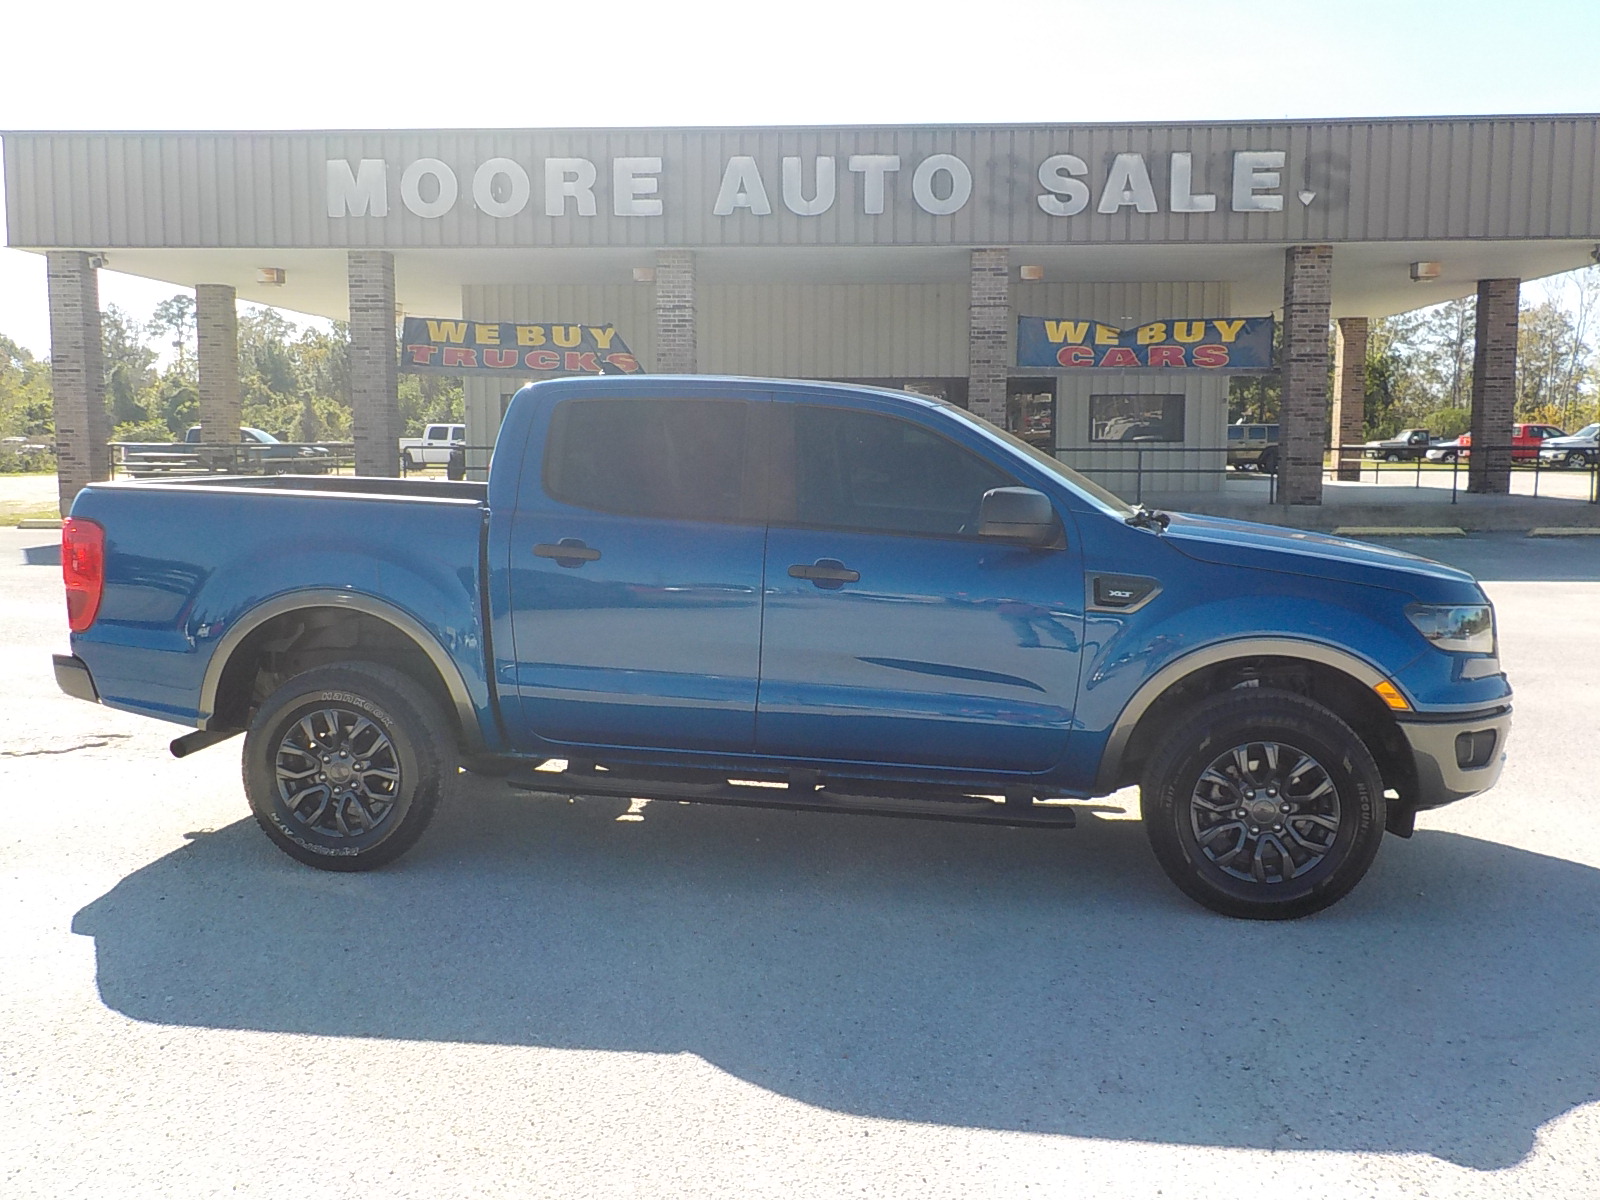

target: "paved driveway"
[2,528,1598,1199]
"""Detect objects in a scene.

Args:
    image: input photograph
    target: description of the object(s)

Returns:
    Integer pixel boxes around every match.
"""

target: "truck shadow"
[72,780,1600,1170]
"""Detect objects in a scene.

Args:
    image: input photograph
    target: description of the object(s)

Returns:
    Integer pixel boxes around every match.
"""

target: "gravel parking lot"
[2,526,1597,1199]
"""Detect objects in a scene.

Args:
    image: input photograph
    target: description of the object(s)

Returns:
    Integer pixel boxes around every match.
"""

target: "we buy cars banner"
[1017,316,1274,370]
[401,318,642,376]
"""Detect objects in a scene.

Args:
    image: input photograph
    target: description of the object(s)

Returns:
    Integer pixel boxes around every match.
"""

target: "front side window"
[544,397,753,523]
[786,406,1014,538]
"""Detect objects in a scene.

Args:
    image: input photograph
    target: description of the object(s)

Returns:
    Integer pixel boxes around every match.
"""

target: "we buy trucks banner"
[1016,316,1274,370]
[401,318,642,376]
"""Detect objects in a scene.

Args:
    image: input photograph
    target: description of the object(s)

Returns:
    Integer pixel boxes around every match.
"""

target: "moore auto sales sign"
[10,122,1596,252]
[327,148,1300,224]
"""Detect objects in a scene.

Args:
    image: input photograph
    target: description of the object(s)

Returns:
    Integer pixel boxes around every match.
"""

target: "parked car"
[1537,422,1599,468]
[1226,423,1279,472]
[55,376,1511,920]
[1362,428,1442,461]
[1424,423,1566,463]
[400,423,466,469]
[119,426,332,476]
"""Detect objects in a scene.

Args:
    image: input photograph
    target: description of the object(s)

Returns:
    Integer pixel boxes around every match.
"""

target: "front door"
[505,393,766,753]
[755,401,1083,774]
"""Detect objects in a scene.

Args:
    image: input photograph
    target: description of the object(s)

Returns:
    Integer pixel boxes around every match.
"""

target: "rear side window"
[544,397,753,523]
[784,406,1014,538]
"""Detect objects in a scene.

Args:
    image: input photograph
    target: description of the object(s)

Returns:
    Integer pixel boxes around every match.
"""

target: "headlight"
[1406,604,1496,654]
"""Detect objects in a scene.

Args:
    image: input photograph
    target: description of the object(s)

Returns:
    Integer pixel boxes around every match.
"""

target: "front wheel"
[242,662,452,870]
[1568,450,1593,468]
[1141,690,1386,920]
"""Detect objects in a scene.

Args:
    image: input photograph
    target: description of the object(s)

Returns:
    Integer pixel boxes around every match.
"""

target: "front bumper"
[1396,704,1512,811]
[53,654,100,705]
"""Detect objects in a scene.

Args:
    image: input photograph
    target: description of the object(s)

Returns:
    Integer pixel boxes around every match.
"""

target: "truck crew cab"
[54,377,1511,919]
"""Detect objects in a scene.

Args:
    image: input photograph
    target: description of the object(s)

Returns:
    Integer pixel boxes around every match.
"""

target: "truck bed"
[65,475,492,731]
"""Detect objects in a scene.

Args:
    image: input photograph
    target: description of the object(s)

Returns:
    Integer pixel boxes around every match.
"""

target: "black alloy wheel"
[243,662,451,870]
[1142,689,1385,919]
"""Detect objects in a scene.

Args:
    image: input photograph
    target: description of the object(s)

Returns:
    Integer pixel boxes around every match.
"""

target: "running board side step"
[505,768,1078,828]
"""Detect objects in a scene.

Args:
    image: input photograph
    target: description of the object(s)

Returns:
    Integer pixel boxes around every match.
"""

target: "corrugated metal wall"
[699,284,967,377]
[9,118,1598,249]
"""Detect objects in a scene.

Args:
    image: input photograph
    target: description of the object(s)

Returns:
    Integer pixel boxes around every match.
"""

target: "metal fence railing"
[1064,442,1600,506]
[111,440,355,479]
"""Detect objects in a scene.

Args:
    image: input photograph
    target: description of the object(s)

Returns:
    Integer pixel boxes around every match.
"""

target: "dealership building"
[5,117,1600,514]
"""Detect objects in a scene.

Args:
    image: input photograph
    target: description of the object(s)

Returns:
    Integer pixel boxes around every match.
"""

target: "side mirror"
[979,487,1058,546]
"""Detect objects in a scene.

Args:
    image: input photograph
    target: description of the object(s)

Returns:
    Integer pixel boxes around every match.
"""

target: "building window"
[1089,394,1185,443]
[1007,378,1056,450]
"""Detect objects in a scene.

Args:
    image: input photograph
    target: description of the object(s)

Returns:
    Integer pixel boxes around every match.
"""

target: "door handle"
[534,538,601,568]
[788,559,860,589]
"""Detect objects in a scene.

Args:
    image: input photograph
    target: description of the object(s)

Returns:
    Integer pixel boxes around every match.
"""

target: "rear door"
[504,392,768,753]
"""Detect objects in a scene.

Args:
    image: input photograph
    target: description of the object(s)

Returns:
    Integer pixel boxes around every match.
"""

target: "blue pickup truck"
[54,376,1511,919]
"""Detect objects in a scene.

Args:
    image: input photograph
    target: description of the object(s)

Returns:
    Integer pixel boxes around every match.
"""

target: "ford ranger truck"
[52,376,1512,919]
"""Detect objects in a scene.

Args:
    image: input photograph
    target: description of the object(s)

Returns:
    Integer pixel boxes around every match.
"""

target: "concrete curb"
[15,518,63,530]
[1333,526,1466,537]
[1528,527,1600,537]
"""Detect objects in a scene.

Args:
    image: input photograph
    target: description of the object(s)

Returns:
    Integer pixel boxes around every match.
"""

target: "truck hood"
[1159,511,1482,600]
[1542,433,1597,449]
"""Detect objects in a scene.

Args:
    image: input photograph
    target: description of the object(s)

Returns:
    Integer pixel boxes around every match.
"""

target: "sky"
[3,0,1599,355]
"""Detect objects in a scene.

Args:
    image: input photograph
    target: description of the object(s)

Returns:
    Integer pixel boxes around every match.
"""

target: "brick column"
[348,251,399,476]
[1278,246,1334,505]
[47,252,109,515]
[1331,317,1368,482]
[968,248,1010,427]
[654,250,696,373]
[195,284,241,445]
[1467,278,1520,495]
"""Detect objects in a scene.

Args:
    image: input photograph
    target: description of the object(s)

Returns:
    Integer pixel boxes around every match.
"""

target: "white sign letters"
[326,148,1293,221]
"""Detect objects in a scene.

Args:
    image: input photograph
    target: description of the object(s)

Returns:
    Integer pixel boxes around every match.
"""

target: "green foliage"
[1419,406,1472,439]
[398,371,464,436]
[148,294,197,371]
[102,305,159,427]
[150,367,200,436]
[0,336,56,471]
[111,418,174,443]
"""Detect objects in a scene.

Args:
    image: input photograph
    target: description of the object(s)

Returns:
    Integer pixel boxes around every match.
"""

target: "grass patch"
[3,503,63,526]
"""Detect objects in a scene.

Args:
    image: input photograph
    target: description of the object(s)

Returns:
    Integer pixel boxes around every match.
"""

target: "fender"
[1092,635,1392,792]
[196,588,485,753]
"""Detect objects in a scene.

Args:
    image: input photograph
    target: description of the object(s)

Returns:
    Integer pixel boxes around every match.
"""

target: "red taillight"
[62,517,105,633]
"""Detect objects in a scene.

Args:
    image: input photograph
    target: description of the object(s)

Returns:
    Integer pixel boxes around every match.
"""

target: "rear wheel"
[242,662,451,870]
[1141,689,1386,920]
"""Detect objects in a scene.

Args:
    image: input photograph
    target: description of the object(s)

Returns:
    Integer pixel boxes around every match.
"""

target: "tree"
[0,334,55,441]
[147,294,197,373]
[1516,299,1580,423]
[1415,298,1475,411]
[1363,311,1433,438]
[102,305,157,427]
